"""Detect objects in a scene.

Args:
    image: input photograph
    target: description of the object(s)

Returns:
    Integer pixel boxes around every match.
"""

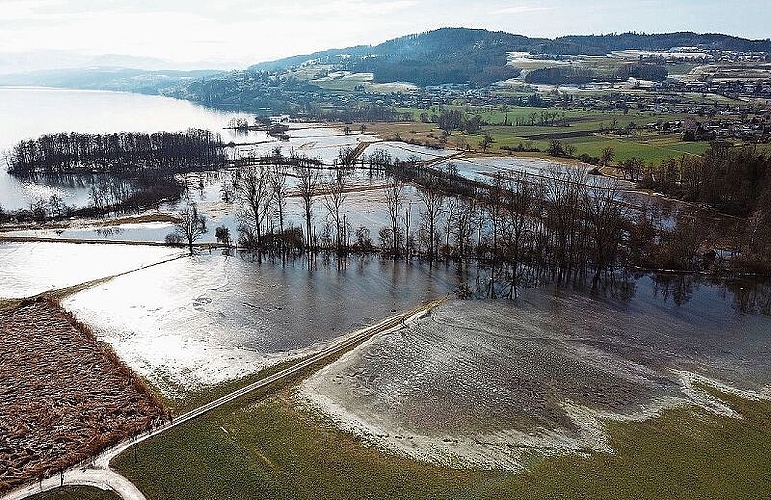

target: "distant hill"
[248,45,372,72]
[541,32,771,55]
[350,28,533,86]
[0,67,223,94]
[246,28,771,86]
[2,28,769,103]
[249,28,539,86]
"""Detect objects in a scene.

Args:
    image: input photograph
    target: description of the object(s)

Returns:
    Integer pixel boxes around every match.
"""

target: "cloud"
[0,0,768,72]
[235,0,418,19]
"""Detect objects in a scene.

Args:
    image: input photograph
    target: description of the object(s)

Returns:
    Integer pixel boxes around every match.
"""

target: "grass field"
[161,356,311,414]
[364,118,714,164]
[400,105,694,130]
[112,381,771,499]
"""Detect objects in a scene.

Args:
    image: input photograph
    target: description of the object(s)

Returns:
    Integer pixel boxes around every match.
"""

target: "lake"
[0,86,255,211]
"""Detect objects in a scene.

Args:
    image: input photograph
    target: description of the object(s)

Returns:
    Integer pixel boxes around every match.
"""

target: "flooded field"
[62,253,462,394]
[4,179,426,245]
[363,141,457,162]
[2,87,764,481]
[248,125,378,164]
[299,275,771,469]
[437,156,586,183]
[0,241,180,298]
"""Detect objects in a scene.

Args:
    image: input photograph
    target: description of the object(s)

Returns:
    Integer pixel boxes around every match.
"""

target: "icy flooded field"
[5,221,177,244]
[0,242,180,298]
[299,276,771,470]
[62,253,460,395]
[435,156,625,189]
[365,141,457,162]
[6,180,427,245]
[250,124,379,164]
[437,156,572,182]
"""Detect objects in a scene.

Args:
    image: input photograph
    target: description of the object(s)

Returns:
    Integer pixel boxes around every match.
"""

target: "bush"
[164,233,182,246]
[215,225,231,245]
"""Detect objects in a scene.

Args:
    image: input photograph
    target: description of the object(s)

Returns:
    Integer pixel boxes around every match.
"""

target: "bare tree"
[417,184,444,260]
[322,171,349,251]
[270,163,288,247]
[450,196,477,259]
[545,166,589,282]
[238,165,273,248]
[175,202,207,255]
[600,146,615,168]
[294,164,319,248]
[484,173,506,297]
[384,179,404,255]
[444,196,461,256]
[215,225,231,246]
[501,172,538,298]
[479,133,494,153]
[585,177,627,288]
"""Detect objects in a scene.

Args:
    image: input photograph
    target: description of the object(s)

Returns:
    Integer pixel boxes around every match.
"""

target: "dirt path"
[2,469,147,500]
[0,297,445,500]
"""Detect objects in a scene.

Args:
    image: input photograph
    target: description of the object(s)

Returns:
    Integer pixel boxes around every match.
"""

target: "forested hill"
[247,28,771,85]
[352,28,535,86]
[3,27,768,109]
[249,28,537,86]
[541,32,771,55]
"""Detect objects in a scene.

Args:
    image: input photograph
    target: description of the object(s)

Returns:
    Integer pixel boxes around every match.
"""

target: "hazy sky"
[1,0,769,70]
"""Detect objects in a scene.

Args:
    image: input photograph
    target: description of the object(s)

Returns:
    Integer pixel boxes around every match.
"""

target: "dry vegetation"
[0,298,166,493]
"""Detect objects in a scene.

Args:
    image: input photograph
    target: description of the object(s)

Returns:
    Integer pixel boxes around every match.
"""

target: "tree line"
[202,143,771,297]
[2,130,226,223]
[638,143,771,217]
[524,62,667,85]
[211,147,637,297]
[8,129,225,177]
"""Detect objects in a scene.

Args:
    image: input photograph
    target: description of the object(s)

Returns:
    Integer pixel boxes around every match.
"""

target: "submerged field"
[299,276,771,469]
[62,253,461,395]
[0,242,180,298]
[0,299,165,493]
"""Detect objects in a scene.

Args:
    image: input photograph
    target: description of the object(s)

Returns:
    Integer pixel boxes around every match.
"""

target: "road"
[1,298,445,500]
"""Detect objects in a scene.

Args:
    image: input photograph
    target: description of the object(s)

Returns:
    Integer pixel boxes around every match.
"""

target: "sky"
[0,0,769,72]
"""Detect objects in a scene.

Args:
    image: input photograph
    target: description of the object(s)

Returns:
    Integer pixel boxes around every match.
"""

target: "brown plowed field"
[0,298,166,493]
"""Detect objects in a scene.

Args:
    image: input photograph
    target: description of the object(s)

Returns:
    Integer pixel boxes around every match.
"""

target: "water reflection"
[62,252,466,392]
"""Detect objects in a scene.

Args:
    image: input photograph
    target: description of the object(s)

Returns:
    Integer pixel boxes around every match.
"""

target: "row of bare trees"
[172,143,771,291]
[214,145,635,295]
[639,143,771,217]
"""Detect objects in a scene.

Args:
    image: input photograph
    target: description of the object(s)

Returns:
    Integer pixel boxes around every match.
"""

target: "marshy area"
[1,87,771,499]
